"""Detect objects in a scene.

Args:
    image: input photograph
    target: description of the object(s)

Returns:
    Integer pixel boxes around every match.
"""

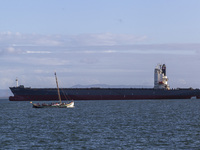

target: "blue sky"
[1,0,200,90]
[1,0,200,43]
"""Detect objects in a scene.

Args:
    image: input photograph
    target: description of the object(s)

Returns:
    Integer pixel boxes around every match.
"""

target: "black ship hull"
[9,86,200,101]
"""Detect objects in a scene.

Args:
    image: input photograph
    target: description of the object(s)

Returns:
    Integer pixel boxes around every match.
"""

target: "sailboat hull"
[32,103,74,108]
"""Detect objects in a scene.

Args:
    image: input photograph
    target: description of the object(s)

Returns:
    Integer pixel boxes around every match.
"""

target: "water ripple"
[0,99,200,149]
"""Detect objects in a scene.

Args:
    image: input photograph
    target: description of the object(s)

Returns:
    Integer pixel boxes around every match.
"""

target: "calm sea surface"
[0,99,200,150]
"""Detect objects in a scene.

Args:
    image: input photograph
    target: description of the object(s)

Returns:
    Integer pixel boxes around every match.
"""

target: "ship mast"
[16,78,18,87]
[55,72,62,104]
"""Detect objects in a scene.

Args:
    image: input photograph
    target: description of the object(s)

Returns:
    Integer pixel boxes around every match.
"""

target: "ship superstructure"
[154,64,170,90]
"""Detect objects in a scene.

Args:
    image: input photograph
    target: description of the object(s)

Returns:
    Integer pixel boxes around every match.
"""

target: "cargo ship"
[9,64,200,101]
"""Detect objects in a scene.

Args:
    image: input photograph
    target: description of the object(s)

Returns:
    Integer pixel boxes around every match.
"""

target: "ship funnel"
[162,64,166,76]
[154,64,170,89]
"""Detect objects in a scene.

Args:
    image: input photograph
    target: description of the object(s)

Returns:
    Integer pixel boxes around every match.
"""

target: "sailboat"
[31,72,74,108]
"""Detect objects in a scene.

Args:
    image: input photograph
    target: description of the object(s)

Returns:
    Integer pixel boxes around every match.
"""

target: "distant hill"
[71,84,152,88]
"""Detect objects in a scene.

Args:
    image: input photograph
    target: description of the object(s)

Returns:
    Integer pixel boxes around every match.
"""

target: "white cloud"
[1,32,200,55]
[0,32,148,47]
[0,46,23,55]
[7,47,15,53]
[0,32,200,90]
[33,37,62,46]
[69,33,148,46]
[26,51,51,54]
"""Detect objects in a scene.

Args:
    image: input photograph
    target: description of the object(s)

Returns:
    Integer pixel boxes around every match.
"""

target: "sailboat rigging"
[55,72,62,104]
[31,72,74,108]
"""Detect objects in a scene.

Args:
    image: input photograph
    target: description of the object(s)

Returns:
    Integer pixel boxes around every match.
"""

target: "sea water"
[0,99,200,149]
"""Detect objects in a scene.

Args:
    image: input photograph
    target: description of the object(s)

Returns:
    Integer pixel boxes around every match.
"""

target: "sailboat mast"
[55,72,62,104]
